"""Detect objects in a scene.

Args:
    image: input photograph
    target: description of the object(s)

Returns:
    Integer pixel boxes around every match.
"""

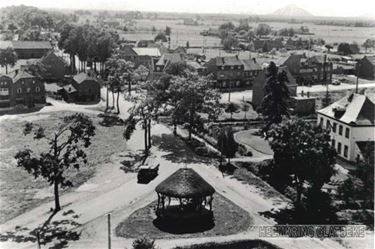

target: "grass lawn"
[115,193,252,239]
[173,239,281,249]
[0,111,127,224]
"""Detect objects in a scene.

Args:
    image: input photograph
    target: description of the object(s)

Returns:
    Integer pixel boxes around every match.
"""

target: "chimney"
[252,58,257,63]
[235,55,238,60]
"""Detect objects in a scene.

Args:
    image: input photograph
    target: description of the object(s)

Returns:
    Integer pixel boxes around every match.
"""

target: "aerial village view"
[0,0,374,248]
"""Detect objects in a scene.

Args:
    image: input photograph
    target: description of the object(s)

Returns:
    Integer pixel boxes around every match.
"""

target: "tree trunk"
[5,64,8,74]
[144,120,148,154]
[54,180,61,212]
[128,79,131,95]
[116,91,120,114]
[111,91,115,108]
[173,123,177,135]
[147,119,151,149]
[106,86,109,111]
[295,180,303,209]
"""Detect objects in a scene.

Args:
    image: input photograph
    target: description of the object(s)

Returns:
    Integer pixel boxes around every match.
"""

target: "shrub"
[132,237,157,249]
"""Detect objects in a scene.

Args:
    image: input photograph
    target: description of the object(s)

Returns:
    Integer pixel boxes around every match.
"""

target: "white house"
[317,93,375,162]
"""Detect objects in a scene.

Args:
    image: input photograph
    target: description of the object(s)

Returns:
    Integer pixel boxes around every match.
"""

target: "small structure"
[0,41,52,59]
[155,168,215,220]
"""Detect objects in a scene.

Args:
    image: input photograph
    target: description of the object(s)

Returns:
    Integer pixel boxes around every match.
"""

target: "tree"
[154,32,167,43]
[165,61,190,76]
[15,114,96,212]
[222,35,238,50]
[325,44,333,53]
[256,23,271,37]
[7,23,17,33]
[132,237,157,249]
[257,62,290,134]
[169,72,221,140]
[186,41,190,49]
[165,26,171,36]
[267,118,336,209]
[219,22,235,31]
[225,102,237,119]
[105,53,135,114]
[362,39,375,53]
[241,103,250,119]
[0,47,18,74]
[217,126,238,164]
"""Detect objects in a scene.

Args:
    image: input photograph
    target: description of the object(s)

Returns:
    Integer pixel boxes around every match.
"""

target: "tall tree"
[217,126,238,164]
[15,114,95,212]
[257,62,290,134]
[362,39,375,53]
[267,118,336,209]
[0,47,18,74]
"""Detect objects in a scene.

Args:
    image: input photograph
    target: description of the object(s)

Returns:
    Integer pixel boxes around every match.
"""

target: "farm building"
[0,41,52,59]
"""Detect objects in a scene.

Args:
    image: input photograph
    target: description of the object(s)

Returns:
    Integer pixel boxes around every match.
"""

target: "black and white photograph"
[0,0,374,248]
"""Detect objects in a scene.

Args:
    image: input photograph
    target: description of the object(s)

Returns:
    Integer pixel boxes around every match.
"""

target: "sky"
[0,0,374,17]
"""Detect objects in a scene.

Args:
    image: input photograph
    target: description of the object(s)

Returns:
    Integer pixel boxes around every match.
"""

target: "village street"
[0,91,360,249]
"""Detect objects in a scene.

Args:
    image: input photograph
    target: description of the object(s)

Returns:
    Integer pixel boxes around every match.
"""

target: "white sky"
[0,0,374,17]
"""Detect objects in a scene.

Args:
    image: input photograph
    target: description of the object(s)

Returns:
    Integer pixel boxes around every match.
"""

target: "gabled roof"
[155,168,215,198]
[39,50,65,65]
[210,56,243,66]
[73,72,97,84]
[9,70,36,82]
[11,41,52,50]
[241,59,261,71]
[317,93,375,126]
[362,55,375,66]
[155,53,184,66]
[186,60,205,70]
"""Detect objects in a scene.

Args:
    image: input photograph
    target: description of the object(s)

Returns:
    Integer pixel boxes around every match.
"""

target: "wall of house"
[0,76,13,107]
[74,80,100,102]
[11,78,45,106]
[318,114,374,161]
[357,59,375,79]
[41,54,65,80]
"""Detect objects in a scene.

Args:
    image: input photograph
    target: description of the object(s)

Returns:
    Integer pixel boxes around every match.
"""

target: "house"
[70,73,101,102]
[0,41,53,59]
[0,75,13,107]
[282,54,333,85]
[122,46,161,68]
[356,55,375,79]
[151,53,185,79]
[186,60,206,75]
[317,93,375,162]
[1,70,46,107]
[205,56,262,89]
[252,66,297,108]
[250,38,283,52]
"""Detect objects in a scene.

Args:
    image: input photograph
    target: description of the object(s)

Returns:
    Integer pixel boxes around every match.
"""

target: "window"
[21,80,24,85]
[344,145,348,157]
[231,66,234,70]
[0,88,9,96]
[337,142,342,155]
[27,87,31,93]
[331,139,335,148]
[332,123,337,132]
[345,128,350,138]
[319,117,324,126]
[338,125,343,135]
[35,87,40,93]
[32,80,35,84]
[326,120,331,130]
[17,88,22,94]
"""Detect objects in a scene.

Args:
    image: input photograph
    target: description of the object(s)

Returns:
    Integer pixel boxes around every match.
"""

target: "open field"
[0,111,127,224]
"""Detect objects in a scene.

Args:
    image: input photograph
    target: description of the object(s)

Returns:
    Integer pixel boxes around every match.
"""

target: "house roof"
[363,55,375,66]
[210,56,243,66]
[186,60,205,70]
[44,83,62,92]
[62,84,77,93]
[73,72,97,84]
[317,93,375,126]
[9,70,36,82]
[132,47,161,57]
[155,168,215,198]
[241,59,261,71]
[40,50,65,65]
[155,53,184,66]
[11,41,52,50]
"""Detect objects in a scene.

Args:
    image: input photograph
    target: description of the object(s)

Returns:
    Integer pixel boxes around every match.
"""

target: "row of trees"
[58,24,119,74]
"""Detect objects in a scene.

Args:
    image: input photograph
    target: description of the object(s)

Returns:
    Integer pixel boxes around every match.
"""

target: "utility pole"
[108,213,111,249]
[356,62,360,93]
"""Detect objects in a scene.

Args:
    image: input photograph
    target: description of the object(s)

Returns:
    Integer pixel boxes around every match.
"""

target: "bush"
[237,144,253,157]
[132,237,157,249]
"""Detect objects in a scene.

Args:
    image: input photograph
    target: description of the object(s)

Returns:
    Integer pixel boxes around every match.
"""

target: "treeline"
[58,24,119,74]
[314,20,375,27]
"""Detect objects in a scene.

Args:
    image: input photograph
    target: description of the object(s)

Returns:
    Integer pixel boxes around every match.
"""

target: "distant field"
[121,18,375,50]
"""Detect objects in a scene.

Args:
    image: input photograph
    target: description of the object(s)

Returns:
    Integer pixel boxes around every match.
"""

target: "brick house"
[2,70,46,107]
[282,54,333,85]
[317,93,374,162]
[205,56,262,89]
[0,75,13,107]
[151,53,186,79]
[356,55,375,79]
[122,46,161,68]
[38,51,66,81]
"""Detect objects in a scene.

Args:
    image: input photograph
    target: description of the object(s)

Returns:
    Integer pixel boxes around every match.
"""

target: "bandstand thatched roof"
[155,168,215,198]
